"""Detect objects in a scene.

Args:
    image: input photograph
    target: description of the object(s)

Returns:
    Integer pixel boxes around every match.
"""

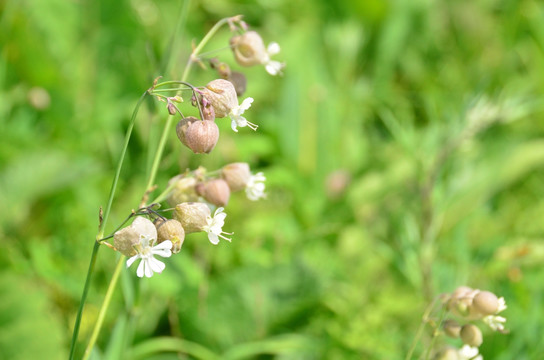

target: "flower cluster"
[108,19,276,278]
[435,286,507,359]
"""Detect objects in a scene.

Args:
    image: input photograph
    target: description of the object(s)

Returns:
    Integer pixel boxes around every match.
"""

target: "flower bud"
[200,79,238,118]
[196,179,231,207]
[177,117,219,154]
[448,286,477,317]
[472,291,499,315]
[155,219,185,253]
[167,102,177,115]
[230,31,267,67]
[460,324,483,347]
[167,175,199,207]
[114,217,156,257]
[221,162,251,191]
[443,319,461,338]
[173,202,210,233]
[229,71,247,96]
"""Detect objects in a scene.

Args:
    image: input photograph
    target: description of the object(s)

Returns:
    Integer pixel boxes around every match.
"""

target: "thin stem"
[405,297,440,360]
[69,91,148,360]
[82,256,125,360]
[99,91,149,238]
[78,14,234,357]
[68,241,100,360]
[142,115,175,203]
[423,307,447,360]
[181,16,239,82]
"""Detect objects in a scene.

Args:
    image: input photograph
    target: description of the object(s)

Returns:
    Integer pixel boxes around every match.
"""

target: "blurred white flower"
[458,345,483,360]
[497,297,507,312]
[125,217,173,278]
[483,315,507,331]
[262,42,285,76]
[202,207,232,245]
[229,97,257,132]
[245,172,266,201]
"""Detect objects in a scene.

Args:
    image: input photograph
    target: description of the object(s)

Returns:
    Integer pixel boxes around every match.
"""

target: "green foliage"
[1,0,544,359]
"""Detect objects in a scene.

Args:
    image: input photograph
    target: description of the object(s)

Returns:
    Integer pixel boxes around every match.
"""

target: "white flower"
[482,296,506,331]
[262,42,285,76]
[458,345,483,360]
[229,97,257,132]
[497,297,507,312]
[483,315,507,331]
[125,217,173,278]
[202,207,232,245]
[245,172,266,201]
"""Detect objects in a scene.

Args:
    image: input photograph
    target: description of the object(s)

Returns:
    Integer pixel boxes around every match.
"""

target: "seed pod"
[443,319,461,338]
[167,175,199,207]
[472,291,499,315]
[221,162,251,192]
[196,179,231,207]
[182,119,220,154]
[156,219,185,253]
[460,324,483,347]
[230,31,267,67]
[173,202,210,233]
[176,116,198,146]
[200,79,238,118]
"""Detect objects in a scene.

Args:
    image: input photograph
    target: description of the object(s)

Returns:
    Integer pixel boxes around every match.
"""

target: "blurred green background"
[1,0,544,359]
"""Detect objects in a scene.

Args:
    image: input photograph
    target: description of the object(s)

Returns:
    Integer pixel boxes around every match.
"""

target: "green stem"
[77,14,236,358]
[99,91,149,238]
[143,115,175,194]
[68,241,100,360]
[181,16,239,82]
[405,297,439,360]
[82,256,125,360]
[69,91,148,360]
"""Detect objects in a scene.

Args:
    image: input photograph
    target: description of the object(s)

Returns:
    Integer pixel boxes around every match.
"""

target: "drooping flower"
[202,207,232,245]
[245,172,266,201]
[230,31,285,76]
[115,217,173,278]
[201,79,257,132]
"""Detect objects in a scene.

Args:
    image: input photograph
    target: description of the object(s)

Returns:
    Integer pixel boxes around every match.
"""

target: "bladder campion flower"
[230,31,285,75]
[114,217,173,278]
[201,79,257,132]
[245,172,266,200]
[202,207,232,245]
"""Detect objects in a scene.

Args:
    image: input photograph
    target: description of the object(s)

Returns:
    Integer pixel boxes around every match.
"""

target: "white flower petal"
[126,255,139,268]
[239,97,254,112]
[267,42,280,55]
[148,257,166,274]
[152,240,173,258]
[208,232,219,245]
[231,119,239,132]
[265,61,284,76]
[458,345,479,359]
[143,259,154,278]
[136,259,145,278]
